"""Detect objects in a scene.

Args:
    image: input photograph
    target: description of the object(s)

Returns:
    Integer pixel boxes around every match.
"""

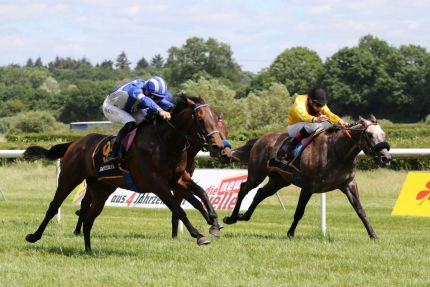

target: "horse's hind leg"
[26,171,83,243]
[73,189,92,236]
[287,188,312,238]
[238,173,289,221]
[82,179,113,253]
[224,167,268,225]
[341,180,377,239]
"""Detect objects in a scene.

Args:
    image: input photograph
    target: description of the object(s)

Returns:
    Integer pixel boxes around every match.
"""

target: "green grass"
[1,162,430,286]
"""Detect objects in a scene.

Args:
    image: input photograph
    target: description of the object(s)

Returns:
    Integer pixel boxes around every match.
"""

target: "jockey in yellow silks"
[270,88,346,169]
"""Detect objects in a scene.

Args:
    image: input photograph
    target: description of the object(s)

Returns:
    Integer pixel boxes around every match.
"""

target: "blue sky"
[1,0,429,72]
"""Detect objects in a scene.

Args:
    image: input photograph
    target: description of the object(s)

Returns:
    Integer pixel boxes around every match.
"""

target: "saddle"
[267,128,325,187]
[92,130,140,191]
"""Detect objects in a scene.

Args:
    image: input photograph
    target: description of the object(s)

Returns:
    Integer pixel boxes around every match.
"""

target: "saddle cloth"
[92,133,140,192]
[267,128,325,187]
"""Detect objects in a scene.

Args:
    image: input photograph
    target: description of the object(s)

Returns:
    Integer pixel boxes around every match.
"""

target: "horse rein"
[344,122,390,156]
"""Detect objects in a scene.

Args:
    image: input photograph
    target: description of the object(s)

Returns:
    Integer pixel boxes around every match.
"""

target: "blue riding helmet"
[144,76,168,98]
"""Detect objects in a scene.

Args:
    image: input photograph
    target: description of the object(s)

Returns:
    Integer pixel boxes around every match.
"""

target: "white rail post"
[321,193,326,236]
[56,159,62,222]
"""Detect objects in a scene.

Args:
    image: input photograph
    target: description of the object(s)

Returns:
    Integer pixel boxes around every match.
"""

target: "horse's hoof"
[73,230,81,236]
[209,226,221,237]
[25,233,39,243]
[197,237,211,245]
[223,216,237,225]
[287,231,294,239]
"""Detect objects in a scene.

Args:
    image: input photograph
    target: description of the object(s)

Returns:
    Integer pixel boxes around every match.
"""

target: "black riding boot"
[105,121,136,164]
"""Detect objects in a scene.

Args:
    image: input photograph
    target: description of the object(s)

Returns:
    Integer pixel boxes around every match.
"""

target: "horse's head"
[174,95,226,158]
[357,115,391,167]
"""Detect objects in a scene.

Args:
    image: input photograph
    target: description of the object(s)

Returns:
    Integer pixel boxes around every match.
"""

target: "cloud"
[0,0,429,72]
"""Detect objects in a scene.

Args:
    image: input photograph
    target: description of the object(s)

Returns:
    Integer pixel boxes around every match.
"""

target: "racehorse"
[72,111,232,238]
[223,115,391,239]
[24,95,227,252]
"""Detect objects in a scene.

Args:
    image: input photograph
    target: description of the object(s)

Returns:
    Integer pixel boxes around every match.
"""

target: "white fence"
[1,149,430,235]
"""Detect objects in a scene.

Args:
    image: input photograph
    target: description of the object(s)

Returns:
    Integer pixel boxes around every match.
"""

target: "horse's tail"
[24,142,74,160]
[231,138,259,164]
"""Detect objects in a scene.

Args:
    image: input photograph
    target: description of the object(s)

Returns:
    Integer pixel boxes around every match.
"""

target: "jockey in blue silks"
[102,76,174,164]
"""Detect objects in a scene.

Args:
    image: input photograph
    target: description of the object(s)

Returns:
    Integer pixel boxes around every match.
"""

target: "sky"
[0,0,429,73]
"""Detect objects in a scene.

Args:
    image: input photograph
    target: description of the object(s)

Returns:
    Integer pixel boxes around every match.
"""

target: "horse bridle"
[356,123,391,156]
[193,103,221,147]
[164,102,221,149]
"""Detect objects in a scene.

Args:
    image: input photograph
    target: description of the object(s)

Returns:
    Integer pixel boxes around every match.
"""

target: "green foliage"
[115,51,131,71]
[6,111,65,133]
[165,37,241,86]
[322,35,430,122]
[266,46,323,94]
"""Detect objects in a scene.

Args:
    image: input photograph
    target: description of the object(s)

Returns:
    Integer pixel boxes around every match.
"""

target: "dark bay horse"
[24,95,226,252]
[73,112,232,238]
[223,115,391,239]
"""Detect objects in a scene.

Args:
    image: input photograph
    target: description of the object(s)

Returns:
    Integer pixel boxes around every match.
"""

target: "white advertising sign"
[73,169,258,211]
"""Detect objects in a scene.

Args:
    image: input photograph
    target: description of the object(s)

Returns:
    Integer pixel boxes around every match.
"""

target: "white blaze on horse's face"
[365,122,391,166]
[367,124,386,144]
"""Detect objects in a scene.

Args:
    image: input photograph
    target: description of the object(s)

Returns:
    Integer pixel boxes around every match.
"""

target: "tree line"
[0,34,429,134]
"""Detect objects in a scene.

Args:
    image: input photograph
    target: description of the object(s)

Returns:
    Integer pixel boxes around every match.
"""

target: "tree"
[34,57,43,67]
[165,37,242,86]
[135,57,149,70]
[58,80,108,122]
[25,58,34,67]
[150,54,164,70]
[100,60,114,70]
[396,45,430,121]
[266,47,323,95]
[115,51,131,70]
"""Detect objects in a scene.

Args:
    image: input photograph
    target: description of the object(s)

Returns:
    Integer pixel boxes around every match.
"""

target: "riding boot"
[283,127,311,158]
[105,121,136,164]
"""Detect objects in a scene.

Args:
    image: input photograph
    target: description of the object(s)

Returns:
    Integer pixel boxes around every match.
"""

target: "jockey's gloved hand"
[159,110,171,120]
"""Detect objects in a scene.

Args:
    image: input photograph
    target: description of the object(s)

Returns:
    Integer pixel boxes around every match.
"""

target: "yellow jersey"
[287,94,342,125]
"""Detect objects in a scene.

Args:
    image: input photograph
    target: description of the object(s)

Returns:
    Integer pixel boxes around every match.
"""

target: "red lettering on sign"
[416,181,430,205]
[125,192,137,206]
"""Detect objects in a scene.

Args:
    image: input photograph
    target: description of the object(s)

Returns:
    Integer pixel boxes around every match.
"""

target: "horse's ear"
[369,114,377,124]
[217,112,223,120]
[186,97,196,106]
[358,115,365,123]
[198,95,206,101]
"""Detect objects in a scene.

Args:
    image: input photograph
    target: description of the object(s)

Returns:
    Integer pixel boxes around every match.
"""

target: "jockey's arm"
[320,106,344,125]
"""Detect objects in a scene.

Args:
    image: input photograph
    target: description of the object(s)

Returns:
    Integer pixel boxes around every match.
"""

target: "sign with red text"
[392,172,430,217]
[73,169,258,211]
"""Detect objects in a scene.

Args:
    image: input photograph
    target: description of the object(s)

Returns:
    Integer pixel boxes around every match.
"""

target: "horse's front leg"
[341,180,377,239]
[157,183,210,245]
[187,179,222,237]
[287,188,312,238]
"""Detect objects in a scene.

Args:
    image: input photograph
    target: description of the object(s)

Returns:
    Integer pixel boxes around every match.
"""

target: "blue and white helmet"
[145,76,168,98]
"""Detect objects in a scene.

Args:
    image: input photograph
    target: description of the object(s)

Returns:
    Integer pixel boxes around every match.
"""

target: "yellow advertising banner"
[392,172,430,217]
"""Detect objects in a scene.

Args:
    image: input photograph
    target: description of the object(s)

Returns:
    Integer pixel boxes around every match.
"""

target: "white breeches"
[103,97,146,124]
[287,121,332,137]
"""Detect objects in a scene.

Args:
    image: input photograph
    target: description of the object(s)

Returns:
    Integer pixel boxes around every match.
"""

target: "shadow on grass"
[25,244,140,257]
